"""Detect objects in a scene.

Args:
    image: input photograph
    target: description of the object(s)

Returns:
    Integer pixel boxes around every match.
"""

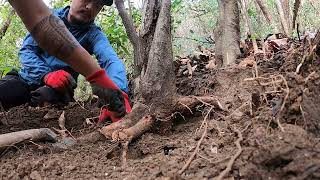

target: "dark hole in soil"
[264,156,293,170]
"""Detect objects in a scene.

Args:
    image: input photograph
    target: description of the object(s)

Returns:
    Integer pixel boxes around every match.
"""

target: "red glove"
[86,69,131,122]
[44,70,76,92]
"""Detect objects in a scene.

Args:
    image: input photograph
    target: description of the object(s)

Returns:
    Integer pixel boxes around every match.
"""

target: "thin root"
[179,107,213,175]
[215,128,243,180]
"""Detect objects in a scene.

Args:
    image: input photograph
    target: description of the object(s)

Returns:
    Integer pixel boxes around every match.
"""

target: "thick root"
[111,115,154,142]
[0,128,57,150]
[100,102,149,139]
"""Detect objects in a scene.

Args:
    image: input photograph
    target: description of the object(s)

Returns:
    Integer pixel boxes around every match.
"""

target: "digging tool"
[0,128,57,150]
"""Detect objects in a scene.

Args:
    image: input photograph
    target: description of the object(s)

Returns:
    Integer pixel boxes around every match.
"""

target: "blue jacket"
[18,6,129,92]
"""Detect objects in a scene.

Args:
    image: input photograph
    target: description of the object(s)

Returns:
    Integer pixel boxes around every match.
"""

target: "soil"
[1,38,320,179]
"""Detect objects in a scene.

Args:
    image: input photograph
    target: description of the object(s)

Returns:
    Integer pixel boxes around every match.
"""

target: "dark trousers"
[0,71,73,110]
[0,71,35,110]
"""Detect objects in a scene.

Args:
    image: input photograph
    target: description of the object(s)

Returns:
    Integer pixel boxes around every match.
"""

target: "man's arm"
[8,0,131,118]
[90,31,129,93]
[19,34,52,85]
[8,0,100,76]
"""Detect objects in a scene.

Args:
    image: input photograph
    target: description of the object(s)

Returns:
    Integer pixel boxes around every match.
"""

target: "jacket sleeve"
[19,34,52,85]
[89,30,129,93]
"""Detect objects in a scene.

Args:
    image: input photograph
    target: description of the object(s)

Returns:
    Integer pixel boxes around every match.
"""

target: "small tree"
[99,0,222,150]
[214,0,241,66]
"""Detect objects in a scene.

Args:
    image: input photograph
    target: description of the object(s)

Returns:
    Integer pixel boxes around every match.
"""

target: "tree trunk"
[255,0,272,24]
[0,8,15,40]
[214,0,240,66]
[101,0,176,142]
[275,0,290,36]
[239,0,259,54]
[282,0,291,32]
[292,0,301,29]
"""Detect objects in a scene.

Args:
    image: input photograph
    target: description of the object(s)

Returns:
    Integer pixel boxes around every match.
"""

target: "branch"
[292,0,301,29]
[0,8,15,40]
[255,0,272,24]
[115,0,139,48]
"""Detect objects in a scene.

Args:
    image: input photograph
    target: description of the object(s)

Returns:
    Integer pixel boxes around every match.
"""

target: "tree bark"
[292,0,301,29]
[239,0,259,54]
[140,0,175,106]
[255,0,272,24]
[104,0,176,142]
[214,0,240,66]
[282,0,291,31]
[275,0,290,36]
[0,128,57,150]
[0,8,15,40]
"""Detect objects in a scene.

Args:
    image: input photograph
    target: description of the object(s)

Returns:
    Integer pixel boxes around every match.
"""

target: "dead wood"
[0,128,57,150]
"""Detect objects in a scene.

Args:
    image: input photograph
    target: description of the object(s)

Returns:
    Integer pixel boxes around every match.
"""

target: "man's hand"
[86,69,131,121]
[44,70,76,92]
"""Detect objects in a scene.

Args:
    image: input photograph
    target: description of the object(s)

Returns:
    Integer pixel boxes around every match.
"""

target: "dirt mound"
[1,38,320,179]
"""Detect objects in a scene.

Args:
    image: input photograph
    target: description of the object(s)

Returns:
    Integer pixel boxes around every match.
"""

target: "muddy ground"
[1,38,320,179]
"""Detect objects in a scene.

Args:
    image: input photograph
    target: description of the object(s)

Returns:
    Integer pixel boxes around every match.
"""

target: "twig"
[193,96,225,111]
[215,128,243,180]
[179,107,213,175]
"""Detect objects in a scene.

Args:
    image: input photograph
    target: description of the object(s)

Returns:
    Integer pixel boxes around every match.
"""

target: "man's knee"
[0,70,31,109]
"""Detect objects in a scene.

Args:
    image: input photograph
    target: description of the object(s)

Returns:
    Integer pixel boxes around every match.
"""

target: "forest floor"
[1,34,320,179]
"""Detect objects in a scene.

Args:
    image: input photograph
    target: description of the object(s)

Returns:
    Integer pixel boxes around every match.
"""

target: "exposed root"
[215,128,243,180]
[178,102,193,114]
[275,75,289,132]
[244,74,289,132]
[178,107,213,175]
[110,115,154,142]
[100,102,149,139]
[177,96,226,112]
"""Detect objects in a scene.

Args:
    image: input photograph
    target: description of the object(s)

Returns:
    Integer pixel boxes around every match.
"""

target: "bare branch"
[255,0,272,24]
[0,8,15,40]
[115,0,139,48]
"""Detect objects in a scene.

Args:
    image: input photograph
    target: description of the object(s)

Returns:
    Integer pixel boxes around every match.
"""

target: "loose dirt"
[1,37,320,179]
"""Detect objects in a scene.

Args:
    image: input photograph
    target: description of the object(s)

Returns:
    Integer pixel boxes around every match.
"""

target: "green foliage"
[0,4,26,71]
[52,0,70,9]
[96,6,141,73]
[0,66,14,78]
